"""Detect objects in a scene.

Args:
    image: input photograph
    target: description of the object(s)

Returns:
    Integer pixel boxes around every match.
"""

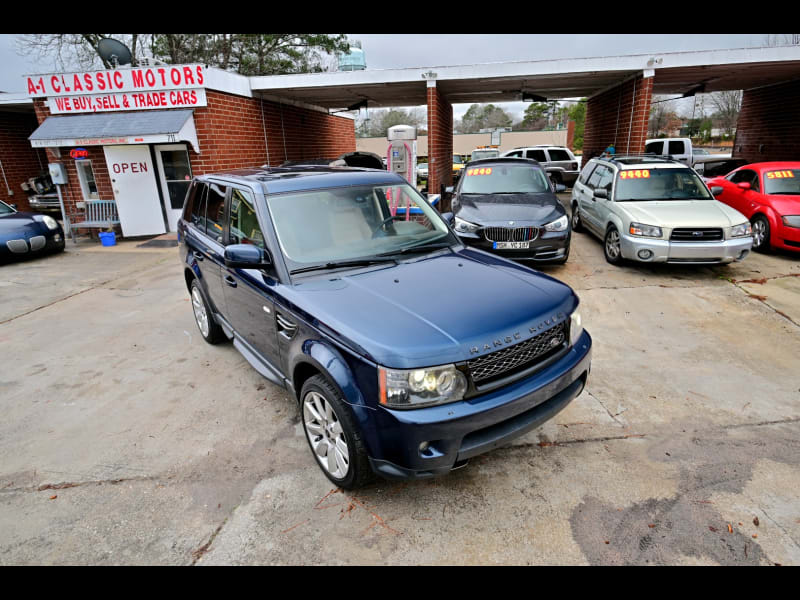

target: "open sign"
[70,148,89,160]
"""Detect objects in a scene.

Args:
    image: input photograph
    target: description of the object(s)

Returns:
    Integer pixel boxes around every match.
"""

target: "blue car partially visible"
[0,199,65,263]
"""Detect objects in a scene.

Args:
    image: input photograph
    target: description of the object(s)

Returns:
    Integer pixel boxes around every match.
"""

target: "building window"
[75,160,99,200]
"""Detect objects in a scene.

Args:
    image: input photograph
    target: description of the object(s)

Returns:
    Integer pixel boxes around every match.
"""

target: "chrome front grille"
[483,226,539,243]
[467,322,567,384]
[670,228,723,242]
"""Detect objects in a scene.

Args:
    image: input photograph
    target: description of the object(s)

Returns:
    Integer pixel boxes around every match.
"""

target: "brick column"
[426,81,453,202]
[583,74,653,167]
[733,79,800,163]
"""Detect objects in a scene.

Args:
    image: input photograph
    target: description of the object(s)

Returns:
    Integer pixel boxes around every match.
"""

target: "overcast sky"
[0,33,767,120]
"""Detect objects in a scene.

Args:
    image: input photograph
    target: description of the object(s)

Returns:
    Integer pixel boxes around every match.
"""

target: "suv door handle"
[192,251,204,261]
[224,275,237,288]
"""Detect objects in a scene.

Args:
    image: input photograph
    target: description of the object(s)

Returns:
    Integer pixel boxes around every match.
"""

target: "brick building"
[20,65,356,237]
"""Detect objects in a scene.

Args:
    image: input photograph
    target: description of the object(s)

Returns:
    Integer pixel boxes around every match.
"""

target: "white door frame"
[154,143,193,232]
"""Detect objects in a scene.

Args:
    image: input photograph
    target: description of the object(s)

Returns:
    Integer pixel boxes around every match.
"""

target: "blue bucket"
[99,232,116,247]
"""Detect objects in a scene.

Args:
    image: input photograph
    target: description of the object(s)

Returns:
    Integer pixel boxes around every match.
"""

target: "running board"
[232,337,285,389]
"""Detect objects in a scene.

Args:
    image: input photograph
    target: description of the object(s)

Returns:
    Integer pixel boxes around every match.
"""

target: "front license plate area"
[494,241,529,249]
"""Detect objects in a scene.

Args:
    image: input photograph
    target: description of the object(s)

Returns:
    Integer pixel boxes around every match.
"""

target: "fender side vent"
[276,312,297,339]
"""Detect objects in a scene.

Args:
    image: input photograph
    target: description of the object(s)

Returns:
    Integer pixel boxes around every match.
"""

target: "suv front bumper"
[620,233,753,264]
[365,330,592,480]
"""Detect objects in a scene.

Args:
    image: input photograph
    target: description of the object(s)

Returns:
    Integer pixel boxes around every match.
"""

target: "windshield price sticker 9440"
[766,170,795,179]
[466,168,493,176]
[619,170,650,179]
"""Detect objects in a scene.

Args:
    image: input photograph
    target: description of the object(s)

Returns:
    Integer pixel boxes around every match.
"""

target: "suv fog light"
[638,249,653,260]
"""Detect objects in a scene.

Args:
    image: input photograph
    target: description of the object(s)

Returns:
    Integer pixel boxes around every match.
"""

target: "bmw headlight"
[544,215,569,232]
[629,222,662,237]
[33,215,59,230]
[379,364,468,409]
[454,216,480,234]
[569,311,583,347]
[730,222,753,237]
[781,215,800,228]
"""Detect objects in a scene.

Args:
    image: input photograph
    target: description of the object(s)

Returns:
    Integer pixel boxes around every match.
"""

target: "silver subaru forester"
[570,155,753,265]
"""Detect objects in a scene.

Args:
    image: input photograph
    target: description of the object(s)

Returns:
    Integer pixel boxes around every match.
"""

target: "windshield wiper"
[290,257,396,275]
[375,241,453,257]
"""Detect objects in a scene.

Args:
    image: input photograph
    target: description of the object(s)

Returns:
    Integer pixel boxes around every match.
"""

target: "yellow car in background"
[453,154,466,180]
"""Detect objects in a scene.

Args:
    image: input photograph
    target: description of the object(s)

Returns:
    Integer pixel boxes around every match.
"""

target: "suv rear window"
[525,149,547,162]
[547,149,571,161]
[615,168,713,201]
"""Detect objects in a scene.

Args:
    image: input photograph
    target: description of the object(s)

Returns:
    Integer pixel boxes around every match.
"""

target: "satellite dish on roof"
[97,38,132,68]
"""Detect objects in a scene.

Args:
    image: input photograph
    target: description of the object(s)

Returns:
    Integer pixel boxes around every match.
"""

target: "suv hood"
[455,193,564,225]
[620,200,747,227]
[283,249,577,368]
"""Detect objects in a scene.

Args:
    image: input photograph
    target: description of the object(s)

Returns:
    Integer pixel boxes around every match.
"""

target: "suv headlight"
[34,215,59,230]
[379,364,468,409]
[544,215,569,232]
[454,216,480,234]
[730,222,753,237]
[629,222,662,237]
[781,215,800,228]
[569,311,583,347]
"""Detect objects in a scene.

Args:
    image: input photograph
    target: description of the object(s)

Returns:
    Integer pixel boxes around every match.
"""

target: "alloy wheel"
[752,219,767,248]
[303,391,350,479]
[191,287,209,337]
[606,229,621,259]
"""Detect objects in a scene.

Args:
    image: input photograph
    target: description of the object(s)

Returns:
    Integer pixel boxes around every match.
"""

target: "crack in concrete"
[0,475,161,495]
[759,506,800,551]
[721,276,800,329]
[190,517,230,566]
[586,391,625,425]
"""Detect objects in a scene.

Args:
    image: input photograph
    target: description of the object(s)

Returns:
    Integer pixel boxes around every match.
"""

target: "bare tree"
[708,90,742,137]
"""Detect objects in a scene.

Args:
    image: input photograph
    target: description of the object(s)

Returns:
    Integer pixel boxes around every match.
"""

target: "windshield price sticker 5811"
[466,168,492,176]
[766,170,795,179]
[619,170,650,179]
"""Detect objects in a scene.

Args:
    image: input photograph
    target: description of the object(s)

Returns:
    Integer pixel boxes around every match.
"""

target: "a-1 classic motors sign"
[25,64,208,114]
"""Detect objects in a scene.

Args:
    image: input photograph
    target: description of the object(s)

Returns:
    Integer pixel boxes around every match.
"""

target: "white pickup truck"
[644,138,731,168]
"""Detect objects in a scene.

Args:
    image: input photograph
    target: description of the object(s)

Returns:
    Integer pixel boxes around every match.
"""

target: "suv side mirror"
[710,186,723,196]
[441,211,454,225]
[224,244,272,269]
[593,189,608,200]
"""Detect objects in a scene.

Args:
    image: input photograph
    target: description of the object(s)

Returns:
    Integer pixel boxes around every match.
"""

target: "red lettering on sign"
[158,68,167,86]
[196,66,204,85]
[183,66,195,85]
[96,72,106,91]
[113,71,123,89]
[84,73,94,92]
[72,74,83,92]
[145,70,155,87]
[51,75,61,93]
[132,70,144,88]
[170,68,181,85]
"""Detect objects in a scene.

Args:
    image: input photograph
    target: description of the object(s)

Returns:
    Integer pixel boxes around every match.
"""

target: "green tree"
[460,104,512,134]
[567,100,586,151]
[521,102,550,130]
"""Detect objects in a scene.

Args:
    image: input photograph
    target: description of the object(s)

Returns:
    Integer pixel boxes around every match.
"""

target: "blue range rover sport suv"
[178,166,592,489]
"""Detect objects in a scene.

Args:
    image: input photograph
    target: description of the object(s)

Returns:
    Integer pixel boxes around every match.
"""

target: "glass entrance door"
[154,144,193,231]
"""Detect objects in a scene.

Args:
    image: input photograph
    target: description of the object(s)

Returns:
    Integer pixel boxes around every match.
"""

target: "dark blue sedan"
[0,199,65,262]
[178,167,591,489]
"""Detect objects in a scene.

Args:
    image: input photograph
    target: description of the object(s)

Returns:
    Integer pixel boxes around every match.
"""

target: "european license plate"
[493,241,529,249]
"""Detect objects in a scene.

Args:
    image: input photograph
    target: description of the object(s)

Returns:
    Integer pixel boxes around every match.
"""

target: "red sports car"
[707,162,800,253]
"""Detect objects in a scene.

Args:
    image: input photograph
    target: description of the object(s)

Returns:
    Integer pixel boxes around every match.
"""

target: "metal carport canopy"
[248,46,800,110]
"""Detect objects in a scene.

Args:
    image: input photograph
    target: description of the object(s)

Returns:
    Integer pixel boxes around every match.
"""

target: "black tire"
[300,375,373,490]
[751,214,771,253]
[571,202,584,233]
[189,279,226,344]
[604,225,624,265]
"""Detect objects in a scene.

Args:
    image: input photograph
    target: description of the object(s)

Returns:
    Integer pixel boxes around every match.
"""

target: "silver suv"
[570,155,753,266]
[501,146,580,187]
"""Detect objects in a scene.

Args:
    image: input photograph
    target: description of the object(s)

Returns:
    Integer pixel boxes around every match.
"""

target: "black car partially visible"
[445,158,571,264]
[0,199,65,263]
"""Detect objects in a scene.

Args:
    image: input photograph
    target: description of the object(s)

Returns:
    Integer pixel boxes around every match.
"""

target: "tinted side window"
[205,183,227,243]
[645,141,663,155]
[505,150,523,157]
[526,149,547,162]
[668,140,686,155]
[189,182,208,233]
[729,169,760,191]
[229,189,265,249]
[548,149,571,161]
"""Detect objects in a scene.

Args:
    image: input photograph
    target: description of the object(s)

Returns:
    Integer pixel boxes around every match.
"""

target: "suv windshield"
[267,183,454,269]
[460,164,551,195]
[615,167,713,201]
[763,169,800,195]
[471,150,499,161]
